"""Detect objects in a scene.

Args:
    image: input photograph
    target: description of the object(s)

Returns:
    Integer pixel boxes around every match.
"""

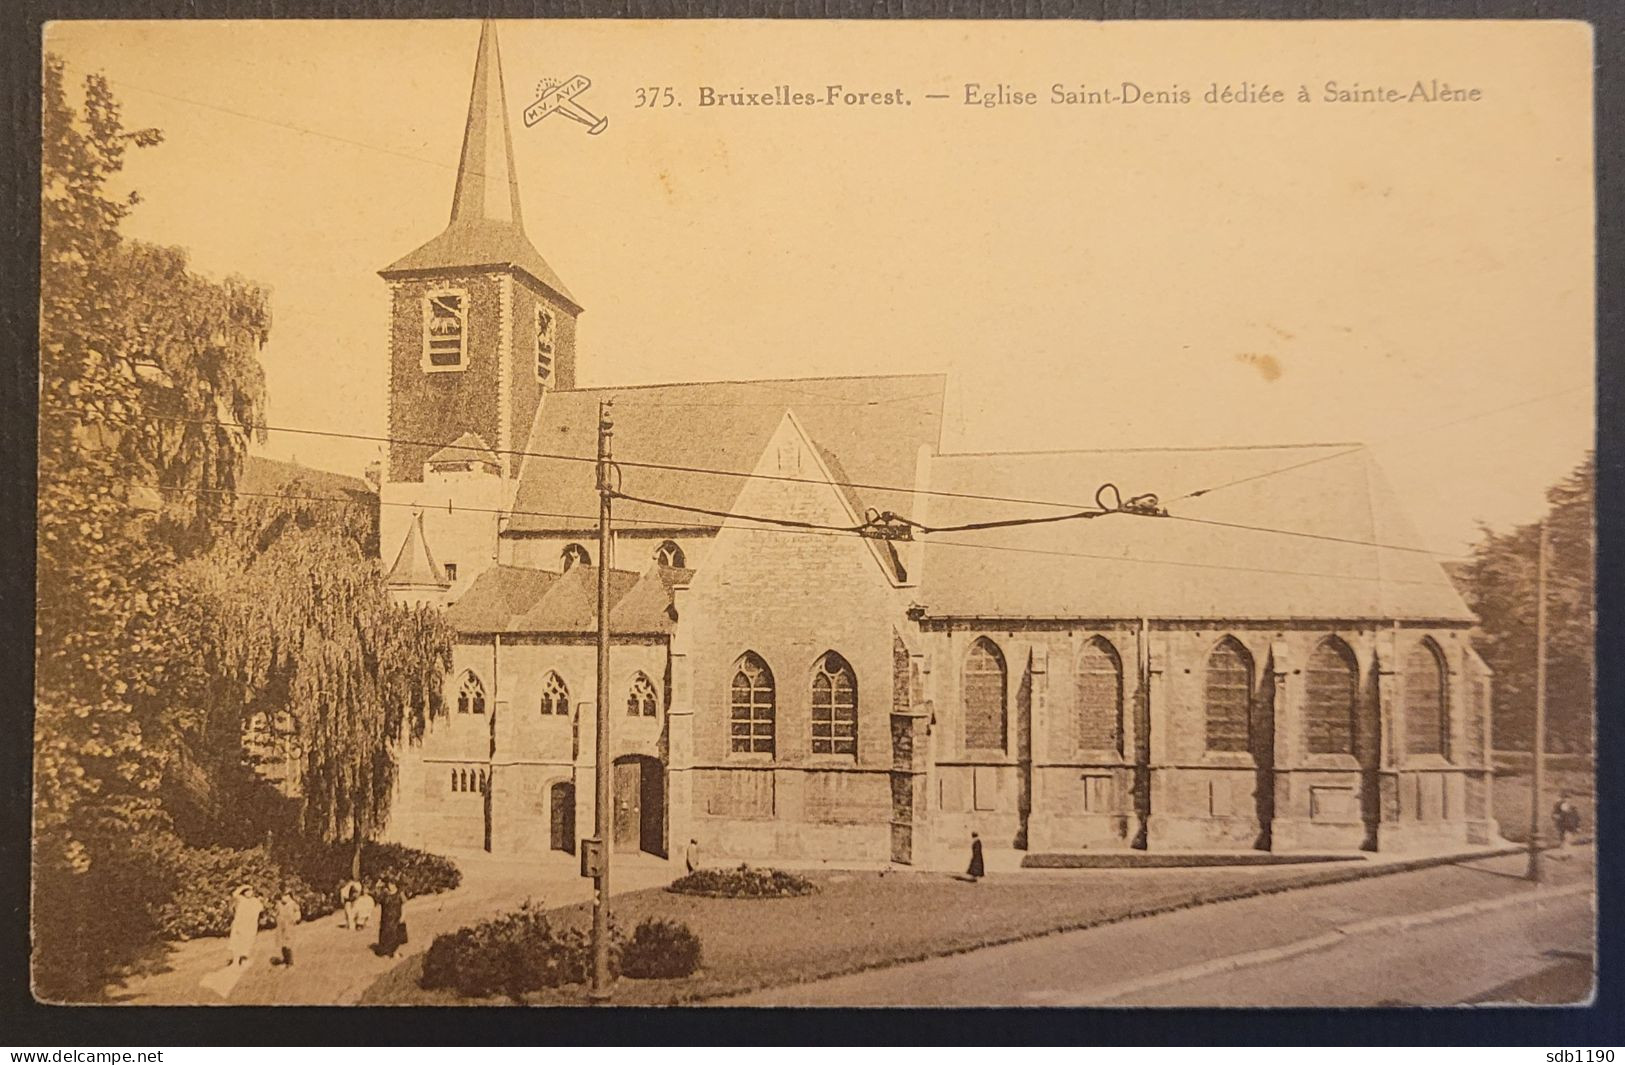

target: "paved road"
[725,848,1595,1007]
[1123,888,1593,1006]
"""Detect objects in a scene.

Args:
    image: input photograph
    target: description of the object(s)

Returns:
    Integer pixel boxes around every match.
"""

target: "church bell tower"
[378,19,581,486]
[378,20,581,604]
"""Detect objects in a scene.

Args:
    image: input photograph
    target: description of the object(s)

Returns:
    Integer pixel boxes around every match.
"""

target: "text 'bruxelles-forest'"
[691,81,1483,108]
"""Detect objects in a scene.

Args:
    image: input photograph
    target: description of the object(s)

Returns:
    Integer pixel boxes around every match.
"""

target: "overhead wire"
[60,472,1473,590]
[52,405,1526,557]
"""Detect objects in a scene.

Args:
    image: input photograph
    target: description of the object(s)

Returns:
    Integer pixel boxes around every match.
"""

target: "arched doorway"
[550,781,576,853]
[612,755,666,857]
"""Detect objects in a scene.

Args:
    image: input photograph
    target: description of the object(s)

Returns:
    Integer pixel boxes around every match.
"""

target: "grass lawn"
[359,856,1496,1005]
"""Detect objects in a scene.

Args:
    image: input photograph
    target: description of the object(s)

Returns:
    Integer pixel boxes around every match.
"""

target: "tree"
[181,503,453,877]
[35,55,270,999]
[1462,452,1595,755]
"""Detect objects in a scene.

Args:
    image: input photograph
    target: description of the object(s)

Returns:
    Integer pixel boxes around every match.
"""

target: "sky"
[44,19,1595,555]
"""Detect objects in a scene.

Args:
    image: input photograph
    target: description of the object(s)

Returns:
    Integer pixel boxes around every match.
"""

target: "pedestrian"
[339,877,363,930]
[1552,794,1582,853]
[376,880,408,958]
[226,884,263,968]
[967,832,985,881]
[684,837,701,875]
[274,886,302,968]
[352,884,376,931]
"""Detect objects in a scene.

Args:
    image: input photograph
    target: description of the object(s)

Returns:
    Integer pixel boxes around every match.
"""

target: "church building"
[380,23,1499,869]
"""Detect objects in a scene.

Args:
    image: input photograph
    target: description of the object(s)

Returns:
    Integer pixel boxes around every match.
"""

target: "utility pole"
[1526,518,1549,882]
[590,398,614,996]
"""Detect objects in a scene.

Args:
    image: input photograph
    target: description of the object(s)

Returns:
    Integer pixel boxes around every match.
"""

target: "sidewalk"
[104,850,677,1005]
[721,846,1596,1005]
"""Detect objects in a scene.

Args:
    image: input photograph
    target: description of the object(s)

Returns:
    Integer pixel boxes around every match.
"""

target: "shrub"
[147,840,460,941]
[420,901,618,1001]
[287,840,462,902]
[150,844,299,940]
[621,918,702,979]
[669,863,816,898]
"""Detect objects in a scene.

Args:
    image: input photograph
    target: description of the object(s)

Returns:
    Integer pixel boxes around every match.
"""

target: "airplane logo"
[524,75,608,135]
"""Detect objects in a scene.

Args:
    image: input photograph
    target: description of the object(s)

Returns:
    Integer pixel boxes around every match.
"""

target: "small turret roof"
[426,432,501,470]
[386,512,450,589]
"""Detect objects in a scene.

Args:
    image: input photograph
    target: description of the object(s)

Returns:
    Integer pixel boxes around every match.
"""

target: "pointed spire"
[449,20,524,230]
[379,19,579,311]
[387,512,451,589]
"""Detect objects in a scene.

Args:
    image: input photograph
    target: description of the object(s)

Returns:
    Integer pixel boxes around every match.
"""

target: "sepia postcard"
[33,17,1596,1009]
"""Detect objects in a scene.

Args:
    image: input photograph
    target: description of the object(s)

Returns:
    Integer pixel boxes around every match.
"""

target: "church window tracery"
[655,540,685,568]
[562,543,591,571]
[457,671,486,715]
[1305,637,1358,756]
[1076,637,1123,754]
[963,638,1007,752]
[1405,639,1449,758]
[811,652,858,756]
[730,652,776,756]
[540,672,570,716]
[1204,638,1252,753]
[628,673,659,717]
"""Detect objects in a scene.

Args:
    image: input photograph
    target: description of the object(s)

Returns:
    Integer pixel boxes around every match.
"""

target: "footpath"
[104,851,676,1005]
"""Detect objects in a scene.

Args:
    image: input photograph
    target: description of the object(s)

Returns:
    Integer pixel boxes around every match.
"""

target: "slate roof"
[426,432,501,469]
[241,455,373,499]
[386,513,450,589]
[507,374,946,534]
[378,22,578,311]
[446,563,682,636]
[916,445,1473,623]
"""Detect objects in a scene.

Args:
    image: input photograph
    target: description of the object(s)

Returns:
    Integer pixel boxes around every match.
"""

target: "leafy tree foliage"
[35,55,271,999]
[181,503,452,869]
[34,57,453,998]
[1461,452,1594,755]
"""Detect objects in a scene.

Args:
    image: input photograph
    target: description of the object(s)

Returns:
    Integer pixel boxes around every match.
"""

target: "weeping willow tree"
[188,506,454,875]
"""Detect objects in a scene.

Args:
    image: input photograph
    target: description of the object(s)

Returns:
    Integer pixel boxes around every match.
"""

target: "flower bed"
[668,864,816,899]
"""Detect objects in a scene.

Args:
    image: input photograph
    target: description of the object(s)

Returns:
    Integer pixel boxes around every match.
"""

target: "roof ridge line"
[558,372,948,393]
[937,441,1367,457]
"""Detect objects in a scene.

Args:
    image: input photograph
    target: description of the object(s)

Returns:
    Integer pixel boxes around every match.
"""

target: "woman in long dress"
[376,880,408,958]
[227,885,263,967]
[966,833,985,881]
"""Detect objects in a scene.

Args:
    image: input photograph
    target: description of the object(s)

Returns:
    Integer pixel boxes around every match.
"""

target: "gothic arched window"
[627,673,658,717]
[730,652,775,755]
[457,671,486,715]
[655,540,686,569]
[963,638,1008,752]
[1405,639,1449,758]
[811,652,858,756]
[1305,637,1359,756]
[1204,638,1252,754]
[539,672,569,717]
[1076,637,1124,754]
[561,543,591,571]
